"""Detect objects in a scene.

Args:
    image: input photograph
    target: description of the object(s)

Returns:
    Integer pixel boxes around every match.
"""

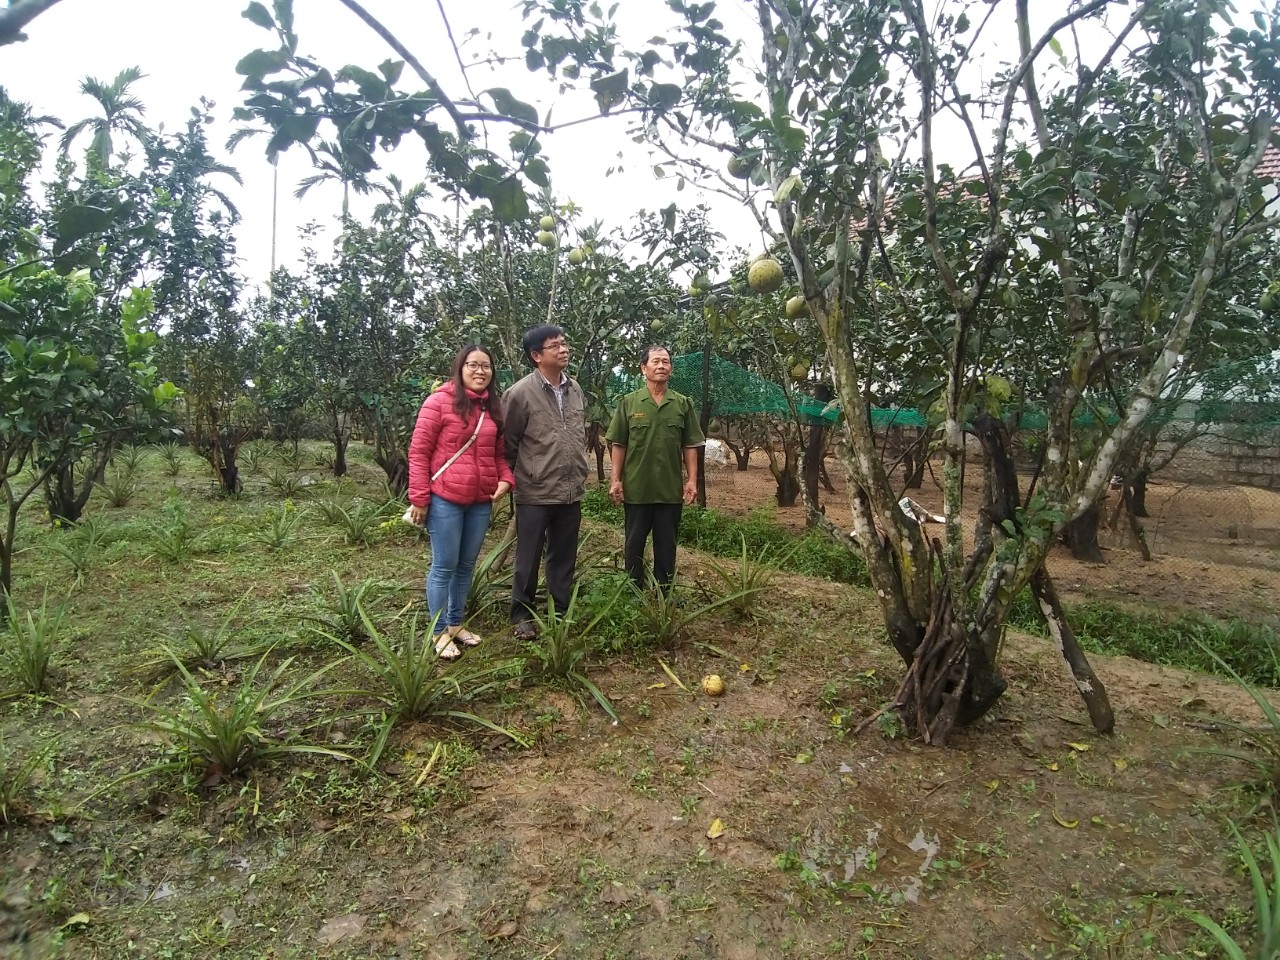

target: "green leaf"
[647,83,682,113]
[485,88,539,127]
[242,2,275,29]
[589,68,630,113]
[54,205,114,249]
[378,59,404,86]
[774,173,803,205]
[236,48,290,78]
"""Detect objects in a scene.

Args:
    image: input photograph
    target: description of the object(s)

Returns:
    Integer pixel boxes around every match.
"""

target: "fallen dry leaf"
[707,818,726,839]
[1052,810,1079,829]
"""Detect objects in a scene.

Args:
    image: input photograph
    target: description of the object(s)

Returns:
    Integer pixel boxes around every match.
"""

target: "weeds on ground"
[580,493,866,584]
[267,469,306,498]
[629,567,759,648]
[138,592,265,674]
[99,469,138,508]
[1006,590,1280,686]
[465,535,515,620]
[157,441,183,476]
[116,443,148,473]
[275,444,306,472]
[703,533,799,618]
[43,516,106,586]
[0,731,52,824]
[303,572,387,644]
[2,592,65,695]
[126,650,349,784]
[1187,819,1280,960]
[239,440,271,475]
[517,579,629,721]
[327,605,524,766]
[324,500,384,547]
[149,501,208,563]
[1191,638,1280,803]
[249,503,304,551]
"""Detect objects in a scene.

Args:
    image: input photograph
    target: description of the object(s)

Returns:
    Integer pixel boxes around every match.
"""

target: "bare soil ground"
[1,445,1275,959]
[702,453,1280,626]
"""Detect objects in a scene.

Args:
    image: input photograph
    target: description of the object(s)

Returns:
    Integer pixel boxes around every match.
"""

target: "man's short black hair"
[640,344,671,366]
[523,324,565,364]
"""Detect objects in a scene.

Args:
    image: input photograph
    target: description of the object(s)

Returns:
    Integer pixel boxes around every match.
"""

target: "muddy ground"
[0,446,1273,959]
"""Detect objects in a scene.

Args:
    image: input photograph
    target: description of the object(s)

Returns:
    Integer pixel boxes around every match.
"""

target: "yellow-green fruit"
[568,248,585,266]
[790,362,808,380]
[702,674,725,697]
[539,215,556,230]
[687,284,702,297]
[649,319,665,332]
[536,231,556,248]
[727,155,755,179]
[747,257,784,294]
[1262,281,1279,313]
[785,295,808,319]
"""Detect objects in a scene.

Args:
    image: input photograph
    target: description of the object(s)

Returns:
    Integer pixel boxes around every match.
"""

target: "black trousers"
[623,502,683,589]
[511,501,582,623]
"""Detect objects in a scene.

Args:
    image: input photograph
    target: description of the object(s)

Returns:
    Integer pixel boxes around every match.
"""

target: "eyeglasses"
[536,339,569,352]
[463,362,493,373]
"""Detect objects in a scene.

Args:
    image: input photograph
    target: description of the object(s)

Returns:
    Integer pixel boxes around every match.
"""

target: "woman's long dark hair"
[450,344,503,430]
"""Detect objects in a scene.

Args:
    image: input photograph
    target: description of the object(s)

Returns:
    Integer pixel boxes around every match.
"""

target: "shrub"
[127,651,348,783]
[329,606,524,766]
[2,592,65,695]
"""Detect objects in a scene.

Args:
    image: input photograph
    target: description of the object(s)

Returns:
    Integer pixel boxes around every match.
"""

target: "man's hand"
[609,479,624,504]
[406,503,427,526]
[491,481,512,501]
[683,478,697,505]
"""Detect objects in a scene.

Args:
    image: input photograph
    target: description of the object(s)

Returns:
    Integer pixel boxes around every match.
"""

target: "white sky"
[1,0,1270,291]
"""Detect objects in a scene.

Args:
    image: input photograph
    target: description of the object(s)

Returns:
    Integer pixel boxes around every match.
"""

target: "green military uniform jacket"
[606,387,705,504]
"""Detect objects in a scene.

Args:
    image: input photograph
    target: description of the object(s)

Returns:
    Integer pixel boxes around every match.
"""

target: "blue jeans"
[426,495,492,636]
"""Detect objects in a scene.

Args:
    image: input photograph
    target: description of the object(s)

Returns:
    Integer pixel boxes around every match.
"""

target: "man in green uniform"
[607,345,705,590]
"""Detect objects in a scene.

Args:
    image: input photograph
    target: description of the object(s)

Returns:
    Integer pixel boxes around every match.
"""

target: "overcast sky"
[2,0,1270,292]
[2,0,768,288]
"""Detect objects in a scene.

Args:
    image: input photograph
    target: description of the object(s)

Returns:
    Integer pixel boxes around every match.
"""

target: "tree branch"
[334,0,471,137]
[0,0,64,46]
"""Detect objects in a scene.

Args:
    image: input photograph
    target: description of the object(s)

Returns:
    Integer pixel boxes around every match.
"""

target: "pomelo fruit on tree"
[539,215,555,230]
[727,155,755,179]
[785,295,807,319]
[748,257,784,294]
[568,248,585,265]
[536,231,557,248]
[790,362,809,380]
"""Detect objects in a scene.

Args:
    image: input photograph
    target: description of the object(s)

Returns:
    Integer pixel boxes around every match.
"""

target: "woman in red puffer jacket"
[406,344,514,660]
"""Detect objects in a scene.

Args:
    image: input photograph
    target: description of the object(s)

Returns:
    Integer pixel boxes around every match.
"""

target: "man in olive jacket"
[503,324,589,638]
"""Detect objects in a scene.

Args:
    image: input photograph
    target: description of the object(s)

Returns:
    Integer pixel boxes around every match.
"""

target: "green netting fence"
[604,351,1280,433]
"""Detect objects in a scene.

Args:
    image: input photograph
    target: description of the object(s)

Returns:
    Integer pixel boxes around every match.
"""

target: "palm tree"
[59,66,150,169]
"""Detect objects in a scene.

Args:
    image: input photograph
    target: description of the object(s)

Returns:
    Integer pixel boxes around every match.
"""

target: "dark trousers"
[511,501,582,623]
[623,502,683,589]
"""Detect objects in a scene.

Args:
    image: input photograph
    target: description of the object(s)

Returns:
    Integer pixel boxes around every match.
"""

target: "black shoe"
[513,622,539,642]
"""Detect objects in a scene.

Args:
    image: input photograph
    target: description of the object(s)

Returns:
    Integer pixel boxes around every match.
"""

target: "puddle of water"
[805,822,941,904]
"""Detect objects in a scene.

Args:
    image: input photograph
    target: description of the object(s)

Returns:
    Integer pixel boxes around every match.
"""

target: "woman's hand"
[491,481,512,501]
[406,503,427,526]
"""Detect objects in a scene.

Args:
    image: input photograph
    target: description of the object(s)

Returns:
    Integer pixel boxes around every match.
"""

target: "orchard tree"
[0,269,175,596]
[518,0,1280,739]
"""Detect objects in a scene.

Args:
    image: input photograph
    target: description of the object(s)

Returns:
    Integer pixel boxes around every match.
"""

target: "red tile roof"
[1258,143,1280,179]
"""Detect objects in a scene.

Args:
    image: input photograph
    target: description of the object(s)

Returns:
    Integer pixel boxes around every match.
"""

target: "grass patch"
[580,486,867,586]
[1007,588,1280,685]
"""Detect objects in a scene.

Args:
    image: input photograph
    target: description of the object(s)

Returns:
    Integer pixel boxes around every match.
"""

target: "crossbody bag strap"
[431,410,486,483]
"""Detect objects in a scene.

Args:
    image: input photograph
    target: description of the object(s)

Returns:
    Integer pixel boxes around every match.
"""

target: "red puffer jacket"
[408,382,515,507]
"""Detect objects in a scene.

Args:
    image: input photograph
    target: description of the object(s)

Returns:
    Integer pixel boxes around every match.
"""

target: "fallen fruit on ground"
[702,674,725,696]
